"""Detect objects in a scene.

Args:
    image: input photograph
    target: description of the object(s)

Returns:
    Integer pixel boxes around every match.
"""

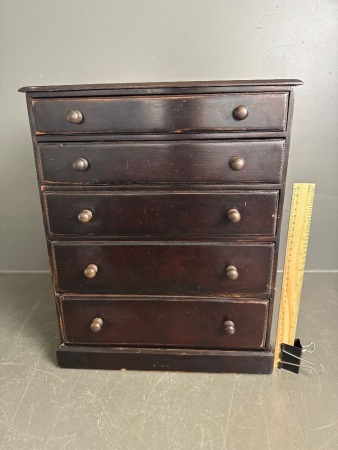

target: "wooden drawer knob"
[67,110,83,124]
[90,317,103,332]
[226,265,239,280]
[224,320,236,335]
[233,105,248,120]
[227,209,241,223]
[73,158,89,171]
[229,157,245,171]
[78,210,93,223]
[84,264,98,279]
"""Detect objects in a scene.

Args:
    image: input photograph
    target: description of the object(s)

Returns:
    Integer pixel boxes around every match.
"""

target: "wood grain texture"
[20,79,299,373]
[39,140,285,185]
[60,296,268,348]
[45,190,279,237]
[32,93,288,135]
[19,78,303,93]
[52,241,274,295]
[56,344,274,373]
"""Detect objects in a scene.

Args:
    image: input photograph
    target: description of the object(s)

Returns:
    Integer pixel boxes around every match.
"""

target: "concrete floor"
[0,273,337,450]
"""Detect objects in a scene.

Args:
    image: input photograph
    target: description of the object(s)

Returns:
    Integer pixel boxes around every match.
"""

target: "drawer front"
[33,93,288,135]
[39,140,285,185]
[46,191,279,237]
[61,296,269,349]
[53,242,274,295]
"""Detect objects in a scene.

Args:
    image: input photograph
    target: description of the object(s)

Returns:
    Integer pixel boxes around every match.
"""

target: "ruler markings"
[274,183,315,368]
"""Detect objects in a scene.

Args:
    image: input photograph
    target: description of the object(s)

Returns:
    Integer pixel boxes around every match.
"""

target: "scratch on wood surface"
[223,375,238,444]
[46,434,77,449]
[10,348,43,424]
[18,301,40,336]
[286,387,306,444]
[201,412,227,450]
[46,372,82,443]
[259,377,271,450]
[8,300,41,362]
[97,399,125,435]
[261,401,271,450]
[144,373,167,408]
[0,362,23,365]
[304,385,308,446]
[0,419,44,443]
[311,422,336,431]
[35,367,65,382]
[59,434,77,450]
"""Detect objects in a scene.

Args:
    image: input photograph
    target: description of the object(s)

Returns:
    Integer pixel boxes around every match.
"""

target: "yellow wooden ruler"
[274,183,316,368]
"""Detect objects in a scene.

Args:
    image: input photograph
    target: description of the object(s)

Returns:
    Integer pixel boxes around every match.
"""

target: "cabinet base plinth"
[56,345,273,374]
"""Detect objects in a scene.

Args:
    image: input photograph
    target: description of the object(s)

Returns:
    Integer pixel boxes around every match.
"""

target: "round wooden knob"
[90,318,103,332]
[84,264,98,279]
[233,105,248,120]
[227,209,241,223]
[226,265,239,280]
[67,110,83,124]
[73,158,89,171]
[229,157,245,171]
[224,320,236,335]
[78,210,93,223]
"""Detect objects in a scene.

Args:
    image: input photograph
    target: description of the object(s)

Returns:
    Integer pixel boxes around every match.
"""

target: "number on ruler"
[273,183,315,368]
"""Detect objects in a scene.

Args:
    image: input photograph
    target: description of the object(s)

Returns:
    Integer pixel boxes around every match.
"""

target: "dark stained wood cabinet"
[20,79,302,373]
[60,296,269,349]
[52,242,274,295]
[39,140,286,185]
[45,191,279,236]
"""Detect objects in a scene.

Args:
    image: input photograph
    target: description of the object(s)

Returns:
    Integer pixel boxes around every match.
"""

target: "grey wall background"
[0,0,337,271]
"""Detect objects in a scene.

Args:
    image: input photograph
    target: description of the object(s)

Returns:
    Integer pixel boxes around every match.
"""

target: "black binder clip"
[279,340,324,374]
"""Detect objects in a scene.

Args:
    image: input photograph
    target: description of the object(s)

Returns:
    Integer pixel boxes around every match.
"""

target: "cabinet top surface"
[19,79,303,93]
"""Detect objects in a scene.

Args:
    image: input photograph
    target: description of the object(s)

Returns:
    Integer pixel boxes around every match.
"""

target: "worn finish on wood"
[36,131,290,142]
[52,242,274,295]
[3,272,338,447]
[56,345,274,373]
[39,140,285,185]
[32,93,288,135]
[45,190,279,237]
[19,78,303,93]
[60,296,269,348]
[21,79,300,373]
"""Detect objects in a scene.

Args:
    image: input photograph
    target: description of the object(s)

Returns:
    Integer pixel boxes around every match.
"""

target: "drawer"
[45,191,279,237]
[39,140,285,185]
[60,295,269,349]
[53,242,274,295]
[32,93,288,135]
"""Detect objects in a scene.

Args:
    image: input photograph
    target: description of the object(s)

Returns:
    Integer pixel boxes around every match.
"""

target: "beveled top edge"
[19,79,303,93]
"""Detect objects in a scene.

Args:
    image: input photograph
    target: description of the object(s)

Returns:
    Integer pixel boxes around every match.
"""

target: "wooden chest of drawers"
[20,79,302,373]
